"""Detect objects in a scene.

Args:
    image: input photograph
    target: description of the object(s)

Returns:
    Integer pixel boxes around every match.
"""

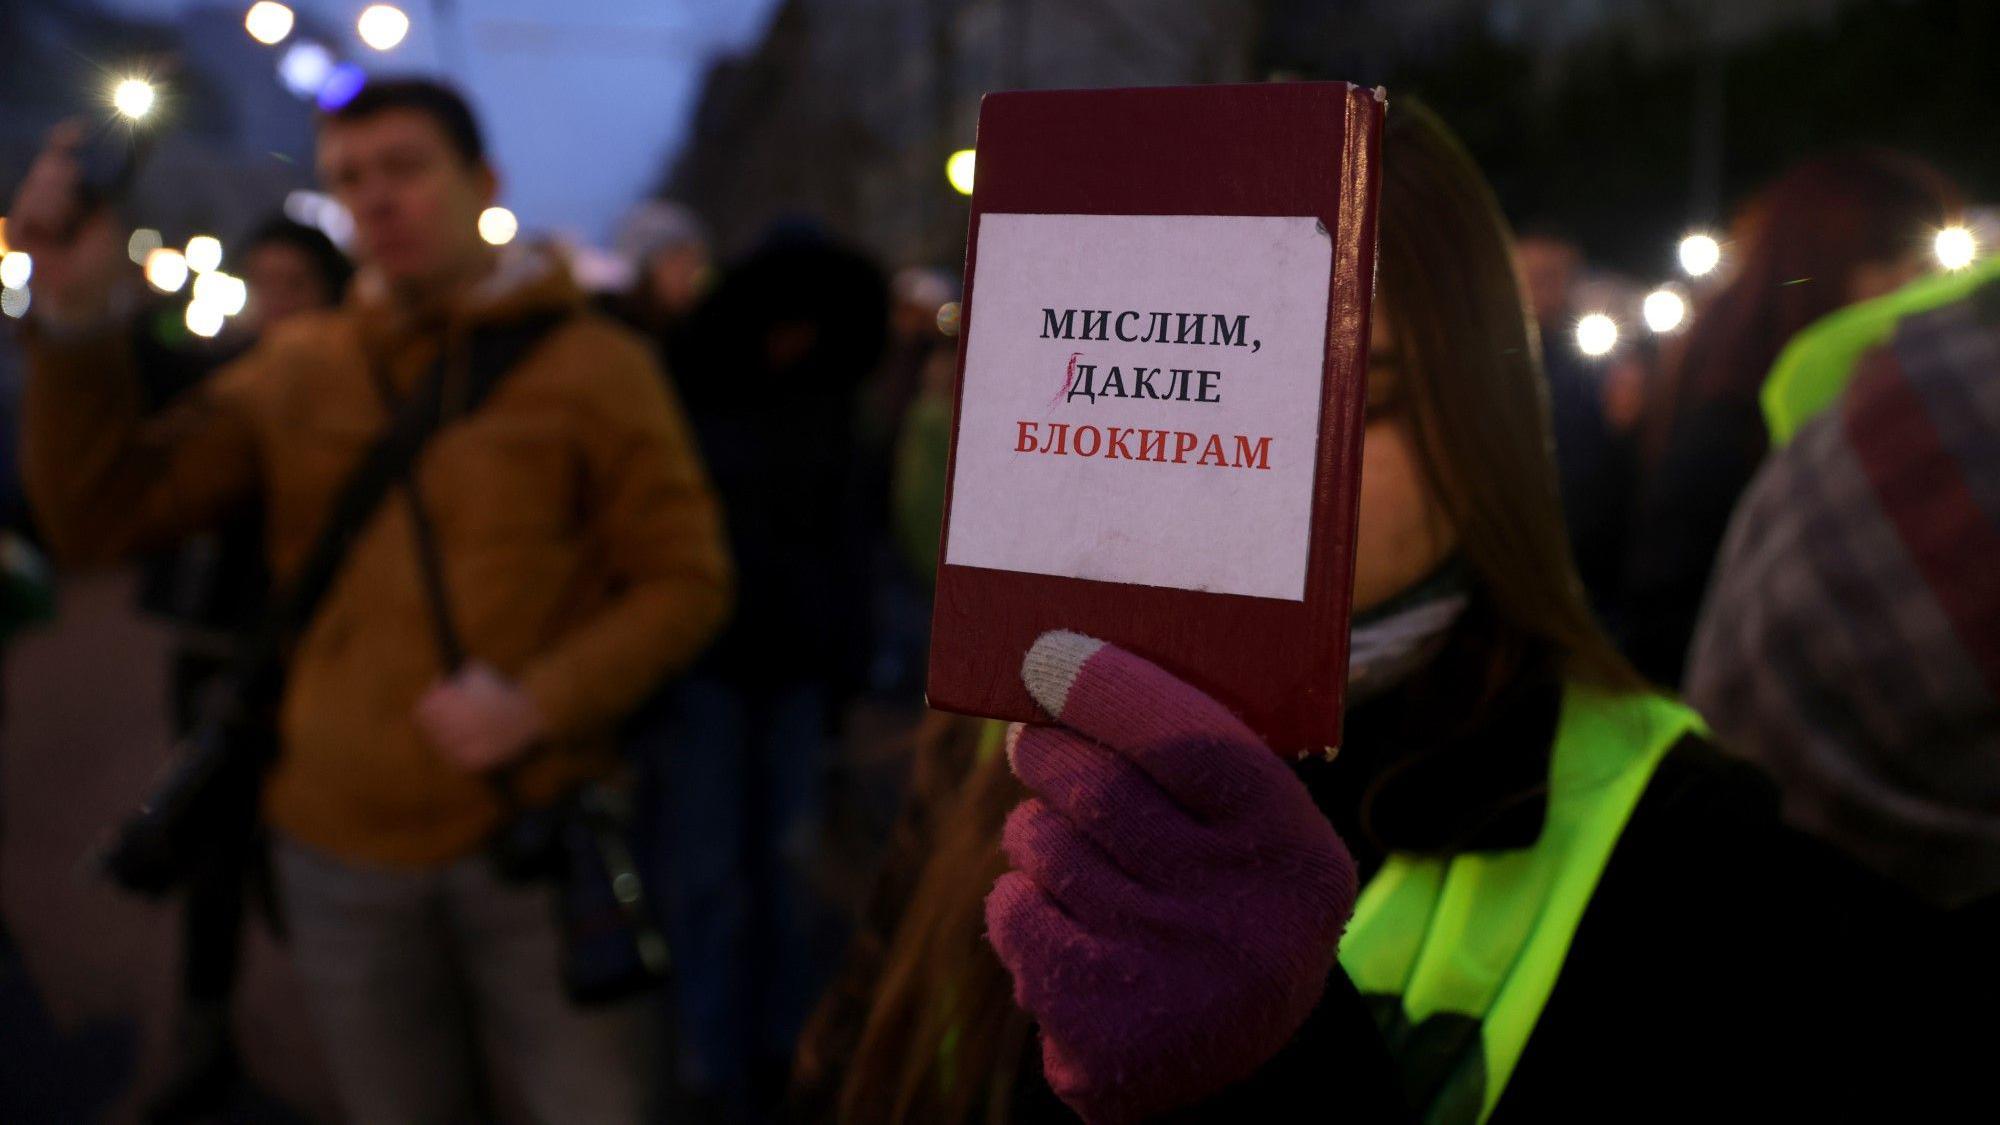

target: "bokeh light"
[112,78,157,121]
[1575,312,1619,357]
[317,64,368,111]
[358,5,411,52]
[1678,233,1721,278]
[145,247,190,293]
[1935,225,1977,271]
[245,2,295,45]
[0,251,31,291]
[193,271,249,317]
[279,41,335,98]
[185,299,226,339]
[946,149,976,196]
[1642,288,1687,334]
[479,206,519,246]
[185,235,223,275]
[128,227,163,264]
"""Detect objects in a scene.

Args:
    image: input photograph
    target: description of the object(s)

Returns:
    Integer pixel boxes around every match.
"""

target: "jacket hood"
[347,241,587,353]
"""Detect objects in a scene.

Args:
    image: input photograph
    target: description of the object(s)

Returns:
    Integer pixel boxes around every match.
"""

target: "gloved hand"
[985,631,1359,1124]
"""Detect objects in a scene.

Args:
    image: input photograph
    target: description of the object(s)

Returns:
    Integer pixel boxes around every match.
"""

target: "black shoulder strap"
[229,312,571,711]
[384,312,573,673]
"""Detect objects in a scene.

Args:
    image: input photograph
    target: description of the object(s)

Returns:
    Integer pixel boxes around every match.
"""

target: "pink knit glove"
[985,631,1359,1124]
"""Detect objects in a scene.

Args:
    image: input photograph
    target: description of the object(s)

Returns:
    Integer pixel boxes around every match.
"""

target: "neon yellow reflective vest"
[1762,253,2000,446]
[1338,686,1704,1124]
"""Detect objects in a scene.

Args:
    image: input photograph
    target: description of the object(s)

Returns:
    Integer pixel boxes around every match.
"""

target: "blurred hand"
[416,663,545,773]
[6,121,127,321]
[985,631,1359,1124]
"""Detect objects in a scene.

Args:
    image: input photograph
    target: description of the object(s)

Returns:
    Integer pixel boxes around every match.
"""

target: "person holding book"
[792,102,1952,1124]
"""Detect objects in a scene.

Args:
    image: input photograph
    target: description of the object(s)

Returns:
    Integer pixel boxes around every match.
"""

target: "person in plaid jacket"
[1687,276,2000,911]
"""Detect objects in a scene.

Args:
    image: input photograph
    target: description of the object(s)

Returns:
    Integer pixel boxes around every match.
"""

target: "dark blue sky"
[110,0,781,241]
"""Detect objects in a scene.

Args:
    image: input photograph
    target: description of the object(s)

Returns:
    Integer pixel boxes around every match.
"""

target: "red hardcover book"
[927,82,1385,755]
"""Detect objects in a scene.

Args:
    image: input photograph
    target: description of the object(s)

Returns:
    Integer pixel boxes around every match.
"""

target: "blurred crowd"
[0,72,1994,1125]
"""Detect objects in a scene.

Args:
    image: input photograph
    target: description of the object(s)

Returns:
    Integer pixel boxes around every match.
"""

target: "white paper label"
[944,213,1333,602]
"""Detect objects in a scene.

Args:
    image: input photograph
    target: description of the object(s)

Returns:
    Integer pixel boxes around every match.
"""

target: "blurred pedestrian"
[133,215,351,1124]
[1514,226,1635,634]
[1622,151,1960,686]
[630,221,887,1121]
[142,217,353,738]
[1686,271,2000,912]
[9,77,731,1123]
[608,199,712,343]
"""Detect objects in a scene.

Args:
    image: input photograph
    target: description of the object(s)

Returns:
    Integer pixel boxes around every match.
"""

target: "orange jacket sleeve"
[517,328,733,738]
[20,319,263,567]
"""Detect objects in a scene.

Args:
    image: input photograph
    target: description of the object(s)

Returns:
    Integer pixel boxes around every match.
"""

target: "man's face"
[316,108,494,286]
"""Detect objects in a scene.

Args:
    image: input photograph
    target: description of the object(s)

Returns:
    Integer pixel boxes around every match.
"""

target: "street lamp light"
[1642,288,1687,334]
[358,4,411,52]
[946,149,976,196]
[1575,312,1619,358]
[245,2,295,45]
[112,78,157,121]
[478,206,518,246]
[1677,233,1721,278]
[1935,226,1977,271]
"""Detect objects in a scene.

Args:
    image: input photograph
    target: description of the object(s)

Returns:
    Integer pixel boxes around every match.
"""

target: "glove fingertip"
[1022,630,1107,719]
[1002,721,1027,776]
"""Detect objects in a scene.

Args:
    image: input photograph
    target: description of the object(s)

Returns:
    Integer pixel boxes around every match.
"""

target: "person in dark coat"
[1514,227,1634,634]
[631,222,890,1120]
[1688,273,2000,912]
